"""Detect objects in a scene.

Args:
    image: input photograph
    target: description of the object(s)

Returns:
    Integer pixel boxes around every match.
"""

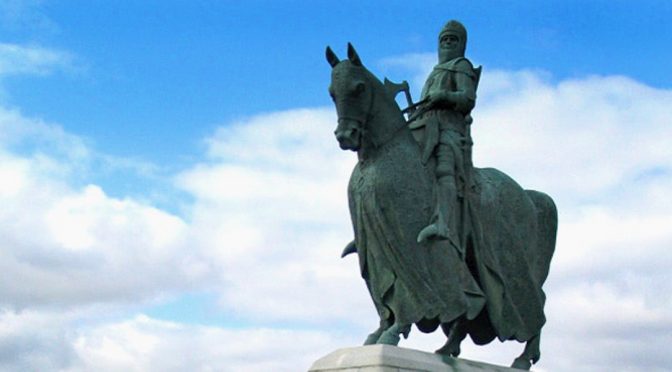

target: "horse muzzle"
[335,119,362,151]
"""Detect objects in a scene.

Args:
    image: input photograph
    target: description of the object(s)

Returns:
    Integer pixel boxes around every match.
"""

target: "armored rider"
[409,20,479,247]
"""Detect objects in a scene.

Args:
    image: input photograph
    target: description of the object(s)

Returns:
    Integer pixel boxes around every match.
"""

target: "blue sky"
[3,1,671,167]
[1,1,671,371]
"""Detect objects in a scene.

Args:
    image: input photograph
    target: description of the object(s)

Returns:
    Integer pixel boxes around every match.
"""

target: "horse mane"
[364,68,404,117]
[364,68,408,142]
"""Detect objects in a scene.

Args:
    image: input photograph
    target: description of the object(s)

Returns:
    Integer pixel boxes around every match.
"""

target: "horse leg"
[435,319,467,357]
[376,322,412,346]
[363,318,392,345]
[511,334,541,370]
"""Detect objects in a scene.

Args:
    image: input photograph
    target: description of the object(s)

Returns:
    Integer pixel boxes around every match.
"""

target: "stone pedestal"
[309,345,524,372]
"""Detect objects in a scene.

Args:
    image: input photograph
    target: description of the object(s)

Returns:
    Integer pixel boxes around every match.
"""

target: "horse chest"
[348,160,401,205]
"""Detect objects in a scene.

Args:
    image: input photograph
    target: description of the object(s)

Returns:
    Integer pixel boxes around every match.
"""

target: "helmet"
[438,20,467,62]
[439,20,467,45]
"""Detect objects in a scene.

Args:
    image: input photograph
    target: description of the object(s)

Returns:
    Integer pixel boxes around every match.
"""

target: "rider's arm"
[431,60,476,114]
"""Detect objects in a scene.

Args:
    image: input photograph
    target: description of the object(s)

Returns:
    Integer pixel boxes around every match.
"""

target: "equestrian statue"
[326,20,557,370]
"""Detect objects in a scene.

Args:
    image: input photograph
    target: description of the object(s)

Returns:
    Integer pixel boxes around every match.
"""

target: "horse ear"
[326,46,340,67]
[347,43,362,66]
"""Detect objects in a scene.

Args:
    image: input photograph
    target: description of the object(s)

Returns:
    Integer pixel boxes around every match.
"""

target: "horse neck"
[359,77,408,160]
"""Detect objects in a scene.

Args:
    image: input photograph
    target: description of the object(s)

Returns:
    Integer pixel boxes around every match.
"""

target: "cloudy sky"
[1,1,671,371]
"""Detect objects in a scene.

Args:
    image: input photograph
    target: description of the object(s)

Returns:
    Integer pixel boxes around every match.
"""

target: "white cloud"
[0,106,90,167]
[0,42,75,102]
[69,314,355,372]
[0,43,72,77]
[0,107,210,310]
[0,309,77,371]
[474,71,672,206]
[379,52,435,95]
[0,171,204,308]
[0,310,357,372]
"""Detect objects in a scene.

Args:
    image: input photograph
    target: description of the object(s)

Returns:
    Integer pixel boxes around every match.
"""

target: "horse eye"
[352,82,365,96]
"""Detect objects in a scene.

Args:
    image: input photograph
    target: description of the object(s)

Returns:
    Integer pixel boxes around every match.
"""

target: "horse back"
[524,190,558,286]
[471,167,557,287]
[469,167,556,341]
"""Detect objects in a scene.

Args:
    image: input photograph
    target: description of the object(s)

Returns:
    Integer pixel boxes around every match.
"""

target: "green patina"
[326,20,558,370]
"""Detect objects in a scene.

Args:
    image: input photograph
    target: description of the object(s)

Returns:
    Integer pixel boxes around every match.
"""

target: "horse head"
[326,43,374,151]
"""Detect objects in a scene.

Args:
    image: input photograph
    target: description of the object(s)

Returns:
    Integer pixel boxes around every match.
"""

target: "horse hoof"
[363,332,381,345]
[511,357,532,370]
[376,330,401,346]
[435,342,460,357]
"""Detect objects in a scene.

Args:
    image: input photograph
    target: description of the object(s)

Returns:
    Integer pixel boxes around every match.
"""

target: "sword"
[402,98,429,115]
[405,98,431,123]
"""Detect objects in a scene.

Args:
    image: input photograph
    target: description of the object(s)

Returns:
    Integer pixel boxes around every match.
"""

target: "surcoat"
[409,57,478,185]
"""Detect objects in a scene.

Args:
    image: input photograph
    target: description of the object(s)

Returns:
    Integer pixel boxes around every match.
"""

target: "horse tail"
[525,190,558,286]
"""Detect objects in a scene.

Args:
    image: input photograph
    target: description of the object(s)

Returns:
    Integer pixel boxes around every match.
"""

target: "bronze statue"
[326,20,557,370]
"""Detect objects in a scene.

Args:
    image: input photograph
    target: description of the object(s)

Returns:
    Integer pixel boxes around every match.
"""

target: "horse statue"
[326,44,557,370]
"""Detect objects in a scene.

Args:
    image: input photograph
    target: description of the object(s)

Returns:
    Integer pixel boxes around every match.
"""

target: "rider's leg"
[417,140,459,246]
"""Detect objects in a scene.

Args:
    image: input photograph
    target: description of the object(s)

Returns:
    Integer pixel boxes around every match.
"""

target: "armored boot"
[417,174,460,249]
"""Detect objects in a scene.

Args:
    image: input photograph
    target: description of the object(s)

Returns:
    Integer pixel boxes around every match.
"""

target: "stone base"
[309,345,525,372]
